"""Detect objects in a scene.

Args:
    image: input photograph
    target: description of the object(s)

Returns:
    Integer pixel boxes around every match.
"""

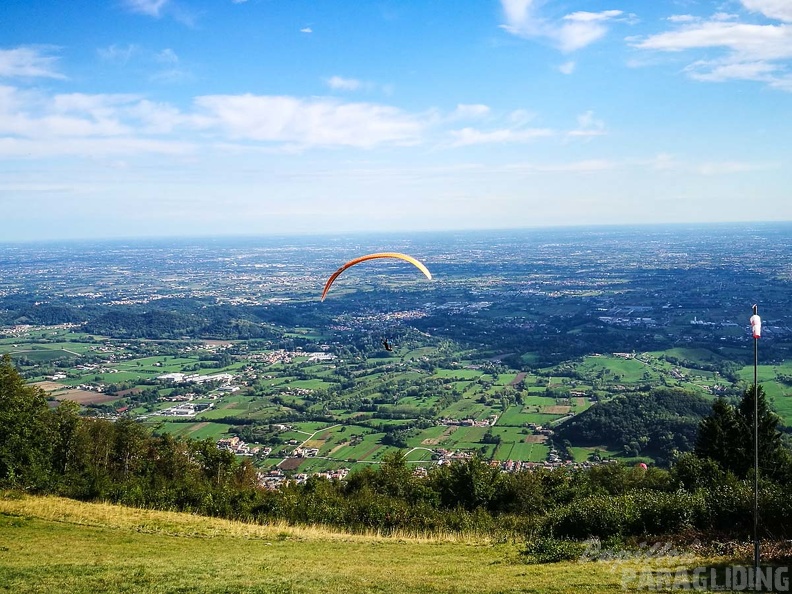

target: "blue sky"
[1,0,791,241]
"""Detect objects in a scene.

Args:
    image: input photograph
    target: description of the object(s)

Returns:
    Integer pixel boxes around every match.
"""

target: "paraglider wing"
[320,252,432,301]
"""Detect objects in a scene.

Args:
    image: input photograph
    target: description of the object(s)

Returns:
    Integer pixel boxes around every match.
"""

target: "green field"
[6,327,791,464]
[576,355,652,383]
[497,405,563,427]
[431,368,483,380]
[438,398,492,420]
[332,434,388,462]
[568,445,624,463]
[153,421,234,440]
[0,494,731,594]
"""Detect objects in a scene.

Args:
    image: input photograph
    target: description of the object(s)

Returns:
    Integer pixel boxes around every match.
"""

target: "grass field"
[577,355,651,384]
[497,405,563,427]
[153,421,234,440]
[0,494,731,594]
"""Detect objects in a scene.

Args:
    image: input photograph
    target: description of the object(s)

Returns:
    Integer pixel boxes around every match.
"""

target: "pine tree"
[695,398,743,473]
[737,384,789,481]
[695,385,790,481]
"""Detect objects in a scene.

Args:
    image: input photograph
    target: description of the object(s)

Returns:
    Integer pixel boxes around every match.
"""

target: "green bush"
[545,490,705,540]
[522,536,587,564]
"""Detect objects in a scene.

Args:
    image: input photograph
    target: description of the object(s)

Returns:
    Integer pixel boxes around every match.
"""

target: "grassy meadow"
[0,494,727,594]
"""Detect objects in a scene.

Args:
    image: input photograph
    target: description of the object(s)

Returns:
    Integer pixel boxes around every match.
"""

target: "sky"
[1,0,791,241]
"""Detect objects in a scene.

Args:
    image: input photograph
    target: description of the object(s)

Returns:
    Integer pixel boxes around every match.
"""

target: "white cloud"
[151,50,190,83]
[567,110,606,138]
[123,0,169,17]
[0,47,65,79]
[451,104,490,119]
[632,153,777,175]
[98,44,139,64]
[649,153,676,171]
[0,81,585,158]
[121,0,194,25]
[449,127,553,147]
[509,109,535,125]
[0,136,193,158]
[0,88,134,138]
[667,15,699,23]
[635,22,792,60]
[301,27,313,34]
[696,160,777,175]
[0,86,428,154]
[97,45,188,81]
[577,110,605,133]
[156,48,179,64]
[576,111,602,129]
[194,94,424,148]
[684,58,780,82]
[558,60,576,74]
[150,69,191,83]
[51,92,141,115]
[326,76,361,91]
[741,0,792,22]
[0,86,203,158]
[632,8,792,91]
[125,99,192,133]
[500,0,627,52]
[712,12,739,22]
[501,159,615,173]
[564,10,623,23]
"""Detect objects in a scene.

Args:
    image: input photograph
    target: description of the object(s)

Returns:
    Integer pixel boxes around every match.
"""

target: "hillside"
[555,387,714,464]
[0,494,715,594]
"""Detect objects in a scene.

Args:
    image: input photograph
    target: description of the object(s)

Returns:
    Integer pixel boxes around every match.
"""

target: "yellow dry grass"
[0,493,482,543]
[0,493,730,594]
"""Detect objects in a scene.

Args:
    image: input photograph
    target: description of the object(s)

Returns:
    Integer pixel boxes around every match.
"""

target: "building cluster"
[154,401,213,417]
[437,416,496,428]
[290,446,320,458]
[256,467,350,489]
[157,372,235,384]
[433,449,475,464]
[2,323,80,338]
[497,457,615,473]
[246,349,303,365]
[216,436,265,457]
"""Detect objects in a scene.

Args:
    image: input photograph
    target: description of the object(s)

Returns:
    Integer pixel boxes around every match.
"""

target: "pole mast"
[751,304,760,576]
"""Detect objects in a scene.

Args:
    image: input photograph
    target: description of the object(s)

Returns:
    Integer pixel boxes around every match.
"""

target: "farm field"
[3,319,790,478]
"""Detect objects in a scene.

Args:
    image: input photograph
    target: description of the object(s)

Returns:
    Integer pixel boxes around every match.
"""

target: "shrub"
[545,490,706,540]
[522,536,587,564]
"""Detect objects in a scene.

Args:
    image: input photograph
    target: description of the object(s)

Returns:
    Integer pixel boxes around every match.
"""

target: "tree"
[736,384,789,481]
[695,398,743,473]
[0,354,53,489]
[695,385,790,481]
[430,457,501,511]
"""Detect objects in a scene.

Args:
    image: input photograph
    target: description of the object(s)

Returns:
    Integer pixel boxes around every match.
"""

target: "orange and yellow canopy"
[320,252,432,301]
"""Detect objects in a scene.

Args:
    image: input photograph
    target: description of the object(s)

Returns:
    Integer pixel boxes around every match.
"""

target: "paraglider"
[321,252,432,353]
[320,252,432,302]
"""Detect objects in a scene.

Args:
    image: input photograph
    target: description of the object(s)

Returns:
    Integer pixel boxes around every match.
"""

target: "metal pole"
[753,304,760,577]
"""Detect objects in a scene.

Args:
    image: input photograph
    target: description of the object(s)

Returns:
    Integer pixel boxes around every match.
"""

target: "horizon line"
[2,219,791,246]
